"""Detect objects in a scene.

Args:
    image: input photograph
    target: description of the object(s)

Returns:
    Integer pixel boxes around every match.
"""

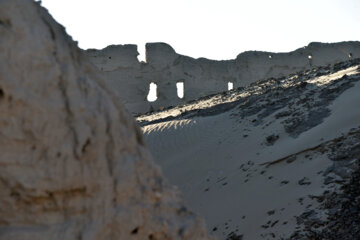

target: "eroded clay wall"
[85,41,360,115]
[0,1,212,239]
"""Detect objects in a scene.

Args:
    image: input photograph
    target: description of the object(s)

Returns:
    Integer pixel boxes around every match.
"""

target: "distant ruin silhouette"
[86,41,360,115]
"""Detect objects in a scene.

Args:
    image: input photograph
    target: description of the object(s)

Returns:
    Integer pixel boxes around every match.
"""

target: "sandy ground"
[138,60,360,239]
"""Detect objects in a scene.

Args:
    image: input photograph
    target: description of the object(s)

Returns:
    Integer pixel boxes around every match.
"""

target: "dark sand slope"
[138,59,360,239]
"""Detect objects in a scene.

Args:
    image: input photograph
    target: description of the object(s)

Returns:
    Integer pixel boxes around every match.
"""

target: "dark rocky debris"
[290,128,360,240]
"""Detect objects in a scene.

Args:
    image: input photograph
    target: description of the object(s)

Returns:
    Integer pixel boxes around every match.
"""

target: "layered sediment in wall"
[86,40,360,115]
[0,1,211,239]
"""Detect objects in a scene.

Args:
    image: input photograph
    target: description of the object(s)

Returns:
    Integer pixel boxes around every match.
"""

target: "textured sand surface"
[140,60,360,239]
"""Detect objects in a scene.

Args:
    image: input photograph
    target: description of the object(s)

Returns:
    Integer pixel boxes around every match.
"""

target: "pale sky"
[40,0,360,61]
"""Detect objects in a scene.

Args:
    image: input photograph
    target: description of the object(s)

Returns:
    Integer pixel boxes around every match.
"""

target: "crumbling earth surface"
[0,1,212,239]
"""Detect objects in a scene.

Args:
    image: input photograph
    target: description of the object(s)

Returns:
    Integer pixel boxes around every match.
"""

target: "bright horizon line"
[88,40,358,62]
[40,0,360,61]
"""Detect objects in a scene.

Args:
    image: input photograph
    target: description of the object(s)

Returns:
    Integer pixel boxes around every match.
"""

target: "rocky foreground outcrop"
[0,0,211,239]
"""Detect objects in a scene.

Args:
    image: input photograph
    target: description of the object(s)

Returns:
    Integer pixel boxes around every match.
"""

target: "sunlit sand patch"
[143,119,196,134]
[308,65,360,86]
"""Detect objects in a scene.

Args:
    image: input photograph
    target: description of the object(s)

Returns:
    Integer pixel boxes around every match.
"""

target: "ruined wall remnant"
[0,0,212,239]
[86,41,360,115]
